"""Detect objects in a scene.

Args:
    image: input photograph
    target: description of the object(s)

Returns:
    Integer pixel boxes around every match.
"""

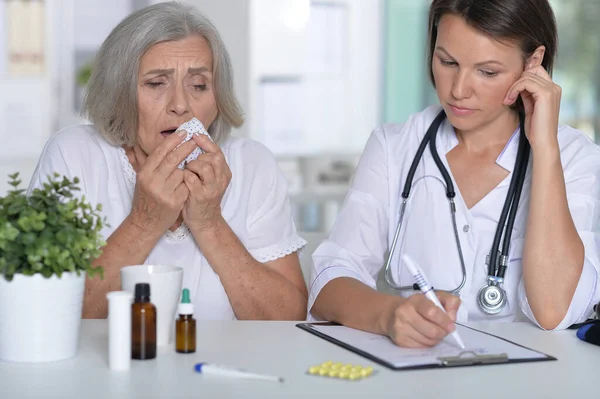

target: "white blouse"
[309,105,600,330]
[28,125,306,320]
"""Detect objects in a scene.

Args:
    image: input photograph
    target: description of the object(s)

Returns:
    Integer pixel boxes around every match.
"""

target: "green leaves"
[0,173,107,281]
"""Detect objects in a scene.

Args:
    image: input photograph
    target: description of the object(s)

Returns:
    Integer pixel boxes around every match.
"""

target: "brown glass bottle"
[175,288,196,353]
[131,283,156,360]
[176,314,196,353]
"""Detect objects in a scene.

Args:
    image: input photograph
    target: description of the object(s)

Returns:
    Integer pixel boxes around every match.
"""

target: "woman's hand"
[503,65,562,151]
[129,131,197,235]
[386,292,461,348]
[182,134,231,232]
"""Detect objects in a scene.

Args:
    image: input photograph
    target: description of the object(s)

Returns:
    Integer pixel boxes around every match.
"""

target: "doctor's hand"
[503,65,561,151]
[385,292,461,348]
[182,134,231,232]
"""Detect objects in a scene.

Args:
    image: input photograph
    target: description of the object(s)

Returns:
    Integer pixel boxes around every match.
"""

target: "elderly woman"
[28,2,308,320]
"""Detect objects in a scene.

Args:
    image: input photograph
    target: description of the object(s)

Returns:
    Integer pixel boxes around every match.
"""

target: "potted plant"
[0,173,105,362]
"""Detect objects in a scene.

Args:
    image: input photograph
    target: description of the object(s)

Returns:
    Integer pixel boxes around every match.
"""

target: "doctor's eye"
[479,69,498,78]
[440,59,458,67]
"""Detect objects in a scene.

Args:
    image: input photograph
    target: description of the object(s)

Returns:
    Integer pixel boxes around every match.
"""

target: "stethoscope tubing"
[383,110,530,304]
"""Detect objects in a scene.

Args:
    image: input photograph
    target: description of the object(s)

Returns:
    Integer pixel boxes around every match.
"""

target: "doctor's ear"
[525,45,546,70]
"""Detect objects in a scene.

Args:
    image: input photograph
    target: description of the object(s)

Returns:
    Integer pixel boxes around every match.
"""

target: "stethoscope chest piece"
[477,283,507,315]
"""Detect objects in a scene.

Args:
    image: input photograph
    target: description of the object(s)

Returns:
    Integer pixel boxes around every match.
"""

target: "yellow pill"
[349,373,361,380]
[321,361,333,367]
[360,367,373,377]
[339,371,350,379]
[350,367,362,373]
[328,370,340,378]
[308,366,320,374]
[319,368,329,376]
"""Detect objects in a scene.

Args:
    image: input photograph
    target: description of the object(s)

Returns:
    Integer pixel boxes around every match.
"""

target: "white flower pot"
[0,271,85,363]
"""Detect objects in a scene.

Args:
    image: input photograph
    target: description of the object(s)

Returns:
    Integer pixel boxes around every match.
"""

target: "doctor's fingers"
[411,316,451,344]
[524,65,553,82]
[390,313,444,347]
[503,74,558,105]
[437,291,461,322]
[408,328,445,348]
[389,326,438,348]
[412,296,456,335]
[391,299,449,344]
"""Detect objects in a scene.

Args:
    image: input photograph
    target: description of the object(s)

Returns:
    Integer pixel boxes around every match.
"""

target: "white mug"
[120,265,183,346]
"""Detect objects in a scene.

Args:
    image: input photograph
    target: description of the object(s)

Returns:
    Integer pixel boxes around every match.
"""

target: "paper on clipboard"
[298,323,554,370]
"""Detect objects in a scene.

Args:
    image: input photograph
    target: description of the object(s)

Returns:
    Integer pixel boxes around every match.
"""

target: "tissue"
[175,118,212,169]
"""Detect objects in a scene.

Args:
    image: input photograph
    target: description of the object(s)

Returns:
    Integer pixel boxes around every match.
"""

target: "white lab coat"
[309,105,600,329]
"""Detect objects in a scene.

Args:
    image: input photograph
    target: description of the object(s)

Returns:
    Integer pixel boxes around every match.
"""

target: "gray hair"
[83,1,244,146]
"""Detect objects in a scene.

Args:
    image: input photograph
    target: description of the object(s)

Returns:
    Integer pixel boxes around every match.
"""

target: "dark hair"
[427,0,558,86]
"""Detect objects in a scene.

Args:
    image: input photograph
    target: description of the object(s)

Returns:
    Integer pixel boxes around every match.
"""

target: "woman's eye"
[440,59,457,66]
[193,84,207,91]
[480,70,498,78]
[147,82,164,88]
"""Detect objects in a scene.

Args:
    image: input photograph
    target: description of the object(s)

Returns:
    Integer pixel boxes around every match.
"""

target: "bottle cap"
[134,283,151,300]
[182,288,191,303]
[178,288,194,315]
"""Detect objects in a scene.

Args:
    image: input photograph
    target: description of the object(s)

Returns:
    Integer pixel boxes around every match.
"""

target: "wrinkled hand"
[503,65,562,151]
[386,292,461,348]
[182,134,231,232]
[129,131,197,234]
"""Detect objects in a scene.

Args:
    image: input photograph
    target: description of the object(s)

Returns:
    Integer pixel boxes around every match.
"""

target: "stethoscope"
[384,109,530,315]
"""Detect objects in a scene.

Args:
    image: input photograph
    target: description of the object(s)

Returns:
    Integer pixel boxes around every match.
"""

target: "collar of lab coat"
[438,118,522,173]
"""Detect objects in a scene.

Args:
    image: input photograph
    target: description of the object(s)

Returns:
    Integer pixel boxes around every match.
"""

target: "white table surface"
[1,320,597,398]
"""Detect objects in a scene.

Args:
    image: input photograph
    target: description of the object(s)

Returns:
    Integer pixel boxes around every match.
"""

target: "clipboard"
[296,322,556,370]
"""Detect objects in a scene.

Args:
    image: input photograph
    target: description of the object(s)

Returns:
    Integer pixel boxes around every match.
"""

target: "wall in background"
[178,0,250,139]
[248,0,383,157]
[383,0,429,125]
[0,0,56,195]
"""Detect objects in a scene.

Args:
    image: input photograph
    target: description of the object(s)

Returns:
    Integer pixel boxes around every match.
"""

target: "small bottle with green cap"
[175,288,196,353]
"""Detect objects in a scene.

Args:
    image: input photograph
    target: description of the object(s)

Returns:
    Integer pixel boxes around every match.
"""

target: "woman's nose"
[451,70,473,100]
[168,83,191,116]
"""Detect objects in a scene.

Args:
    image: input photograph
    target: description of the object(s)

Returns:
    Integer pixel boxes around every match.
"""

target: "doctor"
[309,0,600,348]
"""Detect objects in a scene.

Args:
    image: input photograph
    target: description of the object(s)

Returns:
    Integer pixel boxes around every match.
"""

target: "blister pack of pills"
[175,118,212,169]
[306,361,375,381]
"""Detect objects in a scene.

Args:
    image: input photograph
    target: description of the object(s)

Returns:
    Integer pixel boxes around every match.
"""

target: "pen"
[402,254,466,349]
[194,363,284,383]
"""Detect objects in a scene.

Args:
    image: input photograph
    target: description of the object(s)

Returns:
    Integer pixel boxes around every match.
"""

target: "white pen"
[194,363,284,383]
[402,254,466,349]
